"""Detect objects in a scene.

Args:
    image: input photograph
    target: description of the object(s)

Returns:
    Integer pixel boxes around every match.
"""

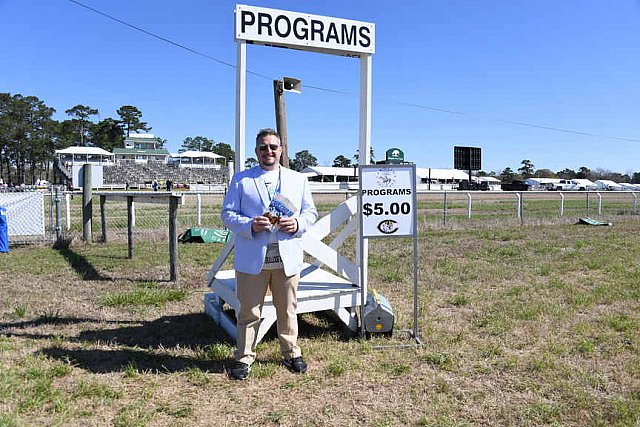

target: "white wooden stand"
[205,196,362,343]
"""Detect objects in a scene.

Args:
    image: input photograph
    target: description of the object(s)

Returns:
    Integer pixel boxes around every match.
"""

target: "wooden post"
[273,79,289,168]
[100,195,107,243]
[82,164,92,241]
[127,196,134,259]
[169,195,179,282]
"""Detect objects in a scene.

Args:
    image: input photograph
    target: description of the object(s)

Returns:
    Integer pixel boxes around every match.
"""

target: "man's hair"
[255,128,281,145]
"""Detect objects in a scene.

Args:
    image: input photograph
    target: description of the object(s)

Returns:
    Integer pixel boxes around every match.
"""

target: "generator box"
[363,289,394,334]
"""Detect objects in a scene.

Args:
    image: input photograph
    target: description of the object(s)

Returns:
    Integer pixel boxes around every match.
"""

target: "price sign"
[359,164,416,238]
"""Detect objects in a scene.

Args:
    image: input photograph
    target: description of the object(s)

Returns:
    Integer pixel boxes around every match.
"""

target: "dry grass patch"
[1,214,639,425]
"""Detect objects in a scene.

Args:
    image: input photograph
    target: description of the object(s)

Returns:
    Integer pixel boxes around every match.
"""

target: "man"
[221,128,318,380]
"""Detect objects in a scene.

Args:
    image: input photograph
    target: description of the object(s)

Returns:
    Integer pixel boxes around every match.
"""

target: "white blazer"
[221,166,318,276]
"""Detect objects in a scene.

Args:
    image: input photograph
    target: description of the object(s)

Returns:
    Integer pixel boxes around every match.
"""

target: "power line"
[68,0,640,143]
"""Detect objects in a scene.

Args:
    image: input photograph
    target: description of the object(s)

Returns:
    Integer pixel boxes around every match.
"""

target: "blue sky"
[2,0,640,174]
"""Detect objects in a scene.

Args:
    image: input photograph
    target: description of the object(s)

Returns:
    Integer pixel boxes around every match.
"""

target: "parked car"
[501,180,530,191]
[595,180,624,191]
[572,179,598,191]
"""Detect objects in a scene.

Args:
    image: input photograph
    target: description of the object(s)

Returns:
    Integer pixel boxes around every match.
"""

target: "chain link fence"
[1,187,639,248]
[63,191,227,244]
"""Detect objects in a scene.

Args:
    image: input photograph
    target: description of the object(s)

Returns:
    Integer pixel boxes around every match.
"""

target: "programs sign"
[235,4,375,56]
[359,164,416,238]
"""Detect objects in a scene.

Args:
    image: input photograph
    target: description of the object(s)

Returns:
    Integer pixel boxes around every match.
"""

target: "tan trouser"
[235,270,301,365]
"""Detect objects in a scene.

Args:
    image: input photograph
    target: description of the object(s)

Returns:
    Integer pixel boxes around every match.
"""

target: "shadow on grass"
[0,315,139,331]
[8,312,351,374]
[76,313,230,349]
[54,243,174,282]
[263,310,355,342]
[27,313,231,373]
[41,347,226,374]
[57,245,107,281]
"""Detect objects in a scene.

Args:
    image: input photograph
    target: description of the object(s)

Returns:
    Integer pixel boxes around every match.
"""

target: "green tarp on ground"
[179,228,231,243]
[576,217,612,226]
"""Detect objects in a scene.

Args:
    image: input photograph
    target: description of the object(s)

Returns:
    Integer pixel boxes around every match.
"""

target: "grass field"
[1,197,639,426]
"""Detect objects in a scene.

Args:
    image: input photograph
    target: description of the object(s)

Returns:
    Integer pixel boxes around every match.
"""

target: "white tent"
[300,166,358,182]
[478,176,501,183]
[573,179,597,190]
[54,146,114,165]
[595,180,624,191]
[170,150,226,167]
[525,177,560,189]
[415,168,471,182]
[55,146,114,156]
[301,166,476,184]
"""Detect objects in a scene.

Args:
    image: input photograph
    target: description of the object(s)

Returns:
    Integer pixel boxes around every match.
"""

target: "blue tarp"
[0,206,9,252]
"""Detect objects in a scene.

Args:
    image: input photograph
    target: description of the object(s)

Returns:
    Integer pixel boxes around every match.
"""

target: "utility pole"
[273,77,301,169]
[273,80,289,168]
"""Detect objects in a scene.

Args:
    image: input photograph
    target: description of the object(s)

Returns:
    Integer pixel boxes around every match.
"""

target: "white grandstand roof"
[172,150,225,159]
[55,146,114,156]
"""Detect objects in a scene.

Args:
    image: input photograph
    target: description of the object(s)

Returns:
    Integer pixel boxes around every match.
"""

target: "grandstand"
[102,162,228,188]
[54,139,229,189]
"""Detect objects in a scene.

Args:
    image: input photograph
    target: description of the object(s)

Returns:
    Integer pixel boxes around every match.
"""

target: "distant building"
[376,148,410,165]
[112,133,170,163]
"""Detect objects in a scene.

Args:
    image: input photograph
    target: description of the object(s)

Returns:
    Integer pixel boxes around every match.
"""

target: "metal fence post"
[100,195,107,243]
[196,193,202,226]
[131,201,136,227]
[559,192,565,216]
[82,164,92,242]
[443,191,448,226]
[466,192,472,219]
[169,195,179,282]
[65,193,71,230]
[127,196,134,259]
[597,192,602,215]
[55,186,62,242]
[49,188,54,237]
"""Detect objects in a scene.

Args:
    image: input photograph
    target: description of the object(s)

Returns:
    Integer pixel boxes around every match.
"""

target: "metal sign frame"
[234,4,375,334]
[234,4,374,175]
[359,164,416,238]
[358,164,421,344]
[453,146,482,171]
[235,4,375,57]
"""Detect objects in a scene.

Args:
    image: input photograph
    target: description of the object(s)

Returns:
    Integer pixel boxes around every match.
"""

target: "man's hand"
[251,215,273,233]
[278,217,298,234]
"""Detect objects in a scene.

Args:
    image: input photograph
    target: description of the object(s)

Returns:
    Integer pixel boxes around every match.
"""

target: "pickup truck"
[501,180,530,191]
[550,179,597,191]
[549,179,577,191]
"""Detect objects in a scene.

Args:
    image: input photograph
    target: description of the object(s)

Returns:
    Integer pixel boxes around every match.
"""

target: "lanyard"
[263,168,281,201]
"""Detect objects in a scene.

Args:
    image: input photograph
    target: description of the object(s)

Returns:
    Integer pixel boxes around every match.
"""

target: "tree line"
[486,159,640,184]
[0,93,231,186]
[2,92,638,185]
[0,93,158,185]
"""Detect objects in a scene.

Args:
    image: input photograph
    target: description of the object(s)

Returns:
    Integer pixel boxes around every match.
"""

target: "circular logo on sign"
[376,169,397,187]
[377,219,398,234]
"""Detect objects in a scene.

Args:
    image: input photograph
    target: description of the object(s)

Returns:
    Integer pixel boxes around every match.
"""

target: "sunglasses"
[257,143,280,151]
